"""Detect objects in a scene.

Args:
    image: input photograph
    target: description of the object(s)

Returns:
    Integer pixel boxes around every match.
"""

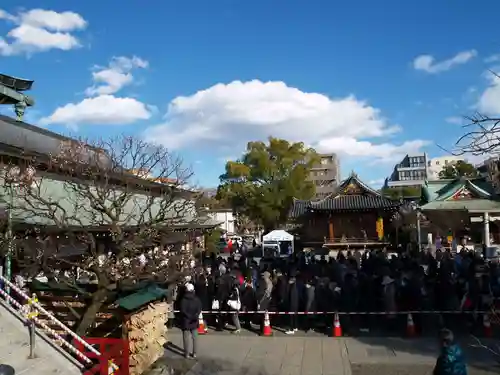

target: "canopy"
[262,230,294,242]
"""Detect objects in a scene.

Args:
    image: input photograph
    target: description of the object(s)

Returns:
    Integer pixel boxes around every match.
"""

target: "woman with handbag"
[227,281,242,333]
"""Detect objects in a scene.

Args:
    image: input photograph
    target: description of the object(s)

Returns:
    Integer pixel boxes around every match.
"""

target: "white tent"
[262,230,294,257]
[262,230,294,241]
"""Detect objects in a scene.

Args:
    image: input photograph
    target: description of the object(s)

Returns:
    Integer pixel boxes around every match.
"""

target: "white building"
[427,156,466,180]
[207,208,235,234]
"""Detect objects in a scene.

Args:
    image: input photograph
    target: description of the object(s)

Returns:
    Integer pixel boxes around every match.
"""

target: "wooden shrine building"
[290,173,401,248]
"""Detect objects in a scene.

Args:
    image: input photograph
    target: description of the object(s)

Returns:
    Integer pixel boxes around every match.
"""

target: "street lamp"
[4,165,35,296]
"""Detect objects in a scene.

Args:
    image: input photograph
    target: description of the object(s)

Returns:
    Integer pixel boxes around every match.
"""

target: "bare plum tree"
[0,136,196,335]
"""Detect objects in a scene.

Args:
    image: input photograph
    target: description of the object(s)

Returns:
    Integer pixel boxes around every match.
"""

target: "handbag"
[228,298,241,311]
[212,299,220,310]
[227,288,241,311]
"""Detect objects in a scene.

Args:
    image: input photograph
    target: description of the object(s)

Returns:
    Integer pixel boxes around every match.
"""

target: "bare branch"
[469,334,500,362]
[0,135,200,332]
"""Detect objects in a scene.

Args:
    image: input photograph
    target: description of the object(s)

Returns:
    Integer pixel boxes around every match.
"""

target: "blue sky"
[1,1,500,187]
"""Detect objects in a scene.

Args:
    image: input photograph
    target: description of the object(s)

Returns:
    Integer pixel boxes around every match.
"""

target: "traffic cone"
[483,313,492,337]
[406,313,416,337]
[198,312,207,334]
[262,312,272,336]
[333,313,342,337]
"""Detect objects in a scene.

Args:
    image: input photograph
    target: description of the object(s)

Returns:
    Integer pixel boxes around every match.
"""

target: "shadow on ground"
[349,335,500,375]
[144,341,269,375]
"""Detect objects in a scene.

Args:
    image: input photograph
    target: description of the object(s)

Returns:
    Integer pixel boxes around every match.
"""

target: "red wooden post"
[75,337,130,375]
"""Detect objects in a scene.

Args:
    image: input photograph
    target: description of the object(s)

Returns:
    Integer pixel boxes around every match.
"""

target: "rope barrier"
[173,309,493,315]
[0,277,121,372]
[25,294,39,319]
[0,286,93,365]
[0,275,102,358]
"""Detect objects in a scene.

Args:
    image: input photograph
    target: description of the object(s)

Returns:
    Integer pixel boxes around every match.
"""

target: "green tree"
[204,229,223,254]
[438,160,479,179]
[216,137,318,231]
[381,186,421,199]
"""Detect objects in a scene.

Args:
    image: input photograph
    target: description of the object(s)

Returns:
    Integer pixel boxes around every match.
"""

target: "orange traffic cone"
[333,313,342,337]
[406,313,416,337]
[483,313,492,337]
[262,312,272,336]
[198,312,207,334]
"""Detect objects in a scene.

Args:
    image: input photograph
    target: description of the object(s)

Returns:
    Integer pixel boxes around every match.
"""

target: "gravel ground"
[351,363,500,375]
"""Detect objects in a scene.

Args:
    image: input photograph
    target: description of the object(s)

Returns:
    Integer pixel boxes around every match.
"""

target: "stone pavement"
[345,337,499,375]
[158,330,500,375]
[164,331,351,375]
[0,299,82,374]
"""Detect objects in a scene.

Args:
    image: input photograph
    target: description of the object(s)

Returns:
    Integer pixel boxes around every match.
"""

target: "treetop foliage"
[381,186,421,199]
[217,137,319,231]
[438,160,479,179]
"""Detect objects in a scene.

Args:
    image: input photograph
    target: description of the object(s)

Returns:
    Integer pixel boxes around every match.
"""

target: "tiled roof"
[290,194,399,217]
[290,200,310,217]
[289,172,401,218]
[420,199,500,212]
[311,195,399,210]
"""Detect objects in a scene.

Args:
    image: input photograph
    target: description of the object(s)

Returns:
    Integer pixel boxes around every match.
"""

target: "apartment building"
[477,156,500,190]
[309,153,340,199]
[385,153,428,188]
[427,156,465,180]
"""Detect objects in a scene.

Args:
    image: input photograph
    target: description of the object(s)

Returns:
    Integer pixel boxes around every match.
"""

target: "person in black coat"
[240,278,257,328]
[179,283,202,358]
[285,274,300,334]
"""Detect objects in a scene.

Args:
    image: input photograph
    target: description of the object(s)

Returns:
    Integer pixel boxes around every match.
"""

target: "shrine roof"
[420,177,500,212]
[289,172,400,217]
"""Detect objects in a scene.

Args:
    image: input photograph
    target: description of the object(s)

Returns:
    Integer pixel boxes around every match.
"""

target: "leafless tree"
[453,112,500,156]
[0,136,197,334]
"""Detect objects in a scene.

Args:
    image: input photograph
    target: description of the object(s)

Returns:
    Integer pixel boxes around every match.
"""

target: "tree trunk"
[75,287,109,336]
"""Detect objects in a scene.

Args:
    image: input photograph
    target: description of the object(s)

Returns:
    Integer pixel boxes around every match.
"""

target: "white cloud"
[369,178,385,186]
[316,137,430,164]
[477,73,500,115]
[485,54,500,64]
[446,116,464,125]
[413,50,477,74]
[40,95,152,126]
[85,56,149,96]
[0,8,87,55]
[41,56,152,128]
[144,80,428,163]
[0,9,17,22]
[19,9,87,31]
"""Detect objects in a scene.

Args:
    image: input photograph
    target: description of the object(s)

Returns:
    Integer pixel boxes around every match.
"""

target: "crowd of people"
[171,247,499,337]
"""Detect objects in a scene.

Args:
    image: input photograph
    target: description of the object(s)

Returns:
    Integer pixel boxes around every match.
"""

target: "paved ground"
[162,331,351,375]
[150,329,500,375]
[0,299,82,374]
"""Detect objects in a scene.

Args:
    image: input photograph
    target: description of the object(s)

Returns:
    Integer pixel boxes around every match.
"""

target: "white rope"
[0,276,120,372]
[0,287,92,364]
[0,275,101,356]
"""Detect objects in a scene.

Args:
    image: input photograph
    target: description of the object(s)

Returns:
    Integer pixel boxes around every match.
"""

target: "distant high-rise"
[385,153,428,188]
[308,153,340,199]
